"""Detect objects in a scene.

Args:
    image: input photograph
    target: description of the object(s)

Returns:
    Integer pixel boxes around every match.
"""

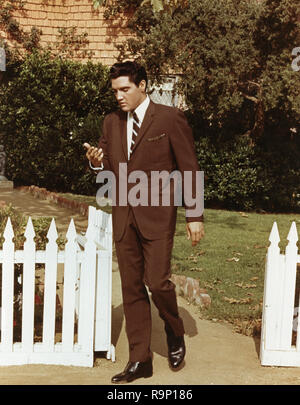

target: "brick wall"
[6,0,132,66]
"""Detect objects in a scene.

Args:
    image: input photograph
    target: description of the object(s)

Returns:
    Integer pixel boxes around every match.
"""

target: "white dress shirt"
[90,95,150,170]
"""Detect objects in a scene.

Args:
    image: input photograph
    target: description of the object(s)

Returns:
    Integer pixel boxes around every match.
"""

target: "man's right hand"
[83,143,104,167]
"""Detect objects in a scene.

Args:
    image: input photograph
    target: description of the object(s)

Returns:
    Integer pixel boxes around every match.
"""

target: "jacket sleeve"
[168,108,204,222]
[97,114,112,172]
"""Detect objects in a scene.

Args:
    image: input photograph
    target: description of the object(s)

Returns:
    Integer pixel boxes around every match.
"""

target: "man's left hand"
[186,222,205,246]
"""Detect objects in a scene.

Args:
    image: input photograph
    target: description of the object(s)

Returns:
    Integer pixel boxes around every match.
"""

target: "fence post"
[21,217,36,352]
[262,222,282,352]
[94,212,113,353]
[279,222,298,349]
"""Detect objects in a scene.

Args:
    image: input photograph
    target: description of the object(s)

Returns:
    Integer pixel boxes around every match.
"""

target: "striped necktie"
[129,111,140,158]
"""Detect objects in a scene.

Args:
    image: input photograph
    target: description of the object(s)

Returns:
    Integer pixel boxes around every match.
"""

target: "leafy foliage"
[0,0,42,53]
[0,50,117,194]
[195,135,300,212]
[46,26,94,60]
[112,0,300,212]
[118,0,300,140]
[0,204,66,249]
[92,0,187,14]
[0,2,116,195]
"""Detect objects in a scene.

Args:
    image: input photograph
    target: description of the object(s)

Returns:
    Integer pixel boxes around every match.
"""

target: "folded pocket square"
[147,133,167,142]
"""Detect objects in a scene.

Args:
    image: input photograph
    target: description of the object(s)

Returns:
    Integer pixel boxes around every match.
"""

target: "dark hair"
[109,61,148,88]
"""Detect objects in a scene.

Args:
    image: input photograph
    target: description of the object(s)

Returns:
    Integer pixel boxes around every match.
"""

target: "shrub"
[0,50,117,195]
[0,204,27,248]
[196,135,300,212]
[0,204,66,249]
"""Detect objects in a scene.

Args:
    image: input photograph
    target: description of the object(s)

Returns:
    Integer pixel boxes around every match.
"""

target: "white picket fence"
[0,206,114,367]
[260,221,300,367]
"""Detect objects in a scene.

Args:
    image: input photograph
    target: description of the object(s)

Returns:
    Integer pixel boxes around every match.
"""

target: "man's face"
[111,76,146,112]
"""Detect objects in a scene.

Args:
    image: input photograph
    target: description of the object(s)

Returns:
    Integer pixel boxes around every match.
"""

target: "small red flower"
[35,294,42,305]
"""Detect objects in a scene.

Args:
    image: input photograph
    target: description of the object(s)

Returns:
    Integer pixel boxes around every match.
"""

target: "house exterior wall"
[2,0,132,66]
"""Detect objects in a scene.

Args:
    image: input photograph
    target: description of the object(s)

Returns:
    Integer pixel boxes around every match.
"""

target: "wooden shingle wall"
[6,0,132,65]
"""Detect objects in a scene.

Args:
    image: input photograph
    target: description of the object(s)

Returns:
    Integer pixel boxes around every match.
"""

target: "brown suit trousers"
[115,208,184,362]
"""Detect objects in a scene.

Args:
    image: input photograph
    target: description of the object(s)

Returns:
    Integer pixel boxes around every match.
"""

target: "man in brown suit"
[84,61,204,383]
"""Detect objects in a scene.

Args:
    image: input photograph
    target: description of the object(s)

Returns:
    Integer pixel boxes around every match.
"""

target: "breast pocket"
[146,133,167,142]
[144,133,171,165]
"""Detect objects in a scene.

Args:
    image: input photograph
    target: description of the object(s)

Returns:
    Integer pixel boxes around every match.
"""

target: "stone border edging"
[17,185,211,309]
[17,185,90,217]
[171,274,211,308]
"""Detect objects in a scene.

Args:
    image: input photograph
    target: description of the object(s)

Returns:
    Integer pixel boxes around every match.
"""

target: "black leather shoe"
[167,334,186,369]
[111,359,153,384]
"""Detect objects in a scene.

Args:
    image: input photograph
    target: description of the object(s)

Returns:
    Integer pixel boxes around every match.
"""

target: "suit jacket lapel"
[130,100,155,156]
[119,111,128,161]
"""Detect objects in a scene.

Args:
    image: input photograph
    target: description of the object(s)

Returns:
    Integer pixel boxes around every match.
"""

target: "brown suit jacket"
[98,100,203,242]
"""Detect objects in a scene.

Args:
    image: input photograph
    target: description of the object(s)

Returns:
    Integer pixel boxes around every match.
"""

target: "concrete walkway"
[0,189,300,386]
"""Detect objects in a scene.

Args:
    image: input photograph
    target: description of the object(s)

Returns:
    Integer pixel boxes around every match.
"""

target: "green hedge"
[0,50,117,195]
[196,135,300,212]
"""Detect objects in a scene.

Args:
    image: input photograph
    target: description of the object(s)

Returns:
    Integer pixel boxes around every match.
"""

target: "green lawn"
[173,207,300,334]
[58,192,300,335]
[59,192,99,207]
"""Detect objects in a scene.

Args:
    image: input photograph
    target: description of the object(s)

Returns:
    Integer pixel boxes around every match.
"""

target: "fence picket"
[21,217,36,352]
[77,223,97,353]
[62,219,77,352]
[264,222,281,350]
[42,218,58,351]
[280,222,298,349]
[1,218,15,352]
[94,251,111,352]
